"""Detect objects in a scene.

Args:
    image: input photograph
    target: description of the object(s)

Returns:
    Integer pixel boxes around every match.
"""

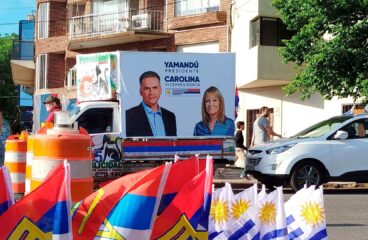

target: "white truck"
[69,51,236,184]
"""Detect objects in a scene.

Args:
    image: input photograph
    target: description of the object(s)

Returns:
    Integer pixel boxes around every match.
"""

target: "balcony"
[237,45,297,89]
[169,6,226,30]
[68,9,171,50]
[11,40,35,87]
[12,40,34,61]
[176,6,220,17]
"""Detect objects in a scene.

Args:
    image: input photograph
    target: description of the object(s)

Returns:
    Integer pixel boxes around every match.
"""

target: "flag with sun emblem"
[285,186,327,240]
[208,182,234,239]
[257,186,288,240]
[214,183,260,240]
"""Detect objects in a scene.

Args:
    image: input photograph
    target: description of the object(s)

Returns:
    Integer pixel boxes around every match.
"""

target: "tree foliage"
[0,33,21,133]
[271,0,368,101]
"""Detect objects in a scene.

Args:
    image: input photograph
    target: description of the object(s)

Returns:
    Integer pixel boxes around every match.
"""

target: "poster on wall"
[119,51,236,138]
[76,52,119,102]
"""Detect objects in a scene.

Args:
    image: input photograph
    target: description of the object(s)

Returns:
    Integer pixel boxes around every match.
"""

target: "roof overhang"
[10,60,35,87]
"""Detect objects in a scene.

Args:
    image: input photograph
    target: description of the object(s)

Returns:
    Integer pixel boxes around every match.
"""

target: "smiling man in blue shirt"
[126,71,177,137]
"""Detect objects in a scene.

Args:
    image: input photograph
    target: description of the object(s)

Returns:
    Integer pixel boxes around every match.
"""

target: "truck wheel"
[290,161,324,192]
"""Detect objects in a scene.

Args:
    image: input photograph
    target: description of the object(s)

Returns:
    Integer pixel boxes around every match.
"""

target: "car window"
[340,119,368,139]
[292,116,353,138]
[76,108,113,134]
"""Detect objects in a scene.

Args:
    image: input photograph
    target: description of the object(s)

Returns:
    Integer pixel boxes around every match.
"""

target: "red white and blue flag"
[0,166,14,216]
[72,163,172,239]
[151,155,213,239]
[0,162,72,239]
[235,86,239,119]
[72,155,213,239]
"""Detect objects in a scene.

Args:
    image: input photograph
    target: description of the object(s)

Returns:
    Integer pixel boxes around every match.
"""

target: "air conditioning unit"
[132,13,151,30]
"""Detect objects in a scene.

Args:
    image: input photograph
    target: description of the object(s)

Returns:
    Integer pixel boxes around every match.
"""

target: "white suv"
[246,114,368,191]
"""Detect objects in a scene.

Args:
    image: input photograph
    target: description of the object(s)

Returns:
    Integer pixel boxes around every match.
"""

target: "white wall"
[231,0,297,88]
[176,42,219,53]
[238,86,356,140]
[232,0,357,141]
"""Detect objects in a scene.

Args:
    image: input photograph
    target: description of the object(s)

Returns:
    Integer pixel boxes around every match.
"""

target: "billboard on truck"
[119,51,236,138]
[72,51,236,181]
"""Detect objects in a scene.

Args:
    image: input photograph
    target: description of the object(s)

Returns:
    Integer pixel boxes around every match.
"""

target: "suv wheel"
[290,161,324,191]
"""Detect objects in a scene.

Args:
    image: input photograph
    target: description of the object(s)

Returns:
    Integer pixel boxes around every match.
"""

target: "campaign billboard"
[119,51,235,138]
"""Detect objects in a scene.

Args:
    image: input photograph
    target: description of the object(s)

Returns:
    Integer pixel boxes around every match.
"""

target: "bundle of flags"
[0,155,328,240]
[72,155,213,239]
[0,162,72,239]
[209,184,328,240]
[0,156,214,239]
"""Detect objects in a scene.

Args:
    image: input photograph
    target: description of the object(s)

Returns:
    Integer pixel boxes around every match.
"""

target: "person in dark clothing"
[236,121,252,179]
[125,71,177,137]
[235,121,247,169]
[235,121,247,150]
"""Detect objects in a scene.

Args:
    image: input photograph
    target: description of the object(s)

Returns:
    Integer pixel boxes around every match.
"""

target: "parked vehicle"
[246,114,368,191]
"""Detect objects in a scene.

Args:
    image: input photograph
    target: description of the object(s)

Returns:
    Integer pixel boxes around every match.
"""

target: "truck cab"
[71,101,120,134]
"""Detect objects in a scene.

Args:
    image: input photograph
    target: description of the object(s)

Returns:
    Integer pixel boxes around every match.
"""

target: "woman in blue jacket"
[193,86,234,136]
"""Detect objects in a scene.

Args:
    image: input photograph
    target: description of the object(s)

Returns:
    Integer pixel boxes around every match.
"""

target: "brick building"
[34,0,232,98]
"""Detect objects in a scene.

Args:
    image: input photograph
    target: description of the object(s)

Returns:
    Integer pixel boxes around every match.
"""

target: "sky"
[0,0,35,36]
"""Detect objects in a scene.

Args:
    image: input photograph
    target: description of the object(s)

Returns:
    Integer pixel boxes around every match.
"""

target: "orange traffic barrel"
[31,111,93,202]
[25,136,33,195]
[25,123,53,195]
[4,133,27,194]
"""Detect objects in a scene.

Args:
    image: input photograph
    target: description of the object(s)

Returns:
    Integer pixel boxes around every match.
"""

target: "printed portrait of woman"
[193,86,235,136]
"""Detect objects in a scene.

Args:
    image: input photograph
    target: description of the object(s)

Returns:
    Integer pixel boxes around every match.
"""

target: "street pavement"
[213,165,368,190]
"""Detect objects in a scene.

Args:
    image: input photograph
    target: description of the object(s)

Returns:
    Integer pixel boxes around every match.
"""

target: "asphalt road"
[215,167,368,239]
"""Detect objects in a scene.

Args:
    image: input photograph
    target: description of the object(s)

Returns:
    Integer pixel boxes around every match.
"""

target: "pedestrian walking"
[234,121,247,168]
[251,106,281,146]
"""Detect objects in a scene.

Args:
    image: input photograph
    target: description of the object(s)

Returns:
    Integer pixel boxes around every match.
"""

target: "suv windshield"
[292,116,353,138]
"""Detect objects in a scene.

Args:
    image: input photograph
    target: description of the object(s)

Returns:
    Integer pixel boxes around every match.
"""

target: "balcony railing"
[175,6,219,17]
[12,40,34,60]
[68,9,164,40]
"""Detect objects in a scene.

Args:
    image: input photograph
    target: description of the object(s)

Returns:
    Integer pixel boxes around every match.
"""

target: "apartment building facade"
[34,0,231,100]
[232,0,359,146]
[33,0,361,144]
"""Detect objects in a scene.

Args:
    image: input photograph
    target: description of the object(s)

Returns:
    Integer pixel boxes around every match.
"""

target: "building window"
[175,0,220,17]
[250,17,293,48]
[67,68,77,90]
[37,2,49,39]
[36,54,48,90]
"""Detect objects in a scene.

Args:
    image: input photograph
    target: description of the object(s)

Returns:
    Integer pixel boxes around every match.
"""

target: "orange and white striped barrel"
[25,136,33,195]
[32,127,93,202]
[4,134,27,194]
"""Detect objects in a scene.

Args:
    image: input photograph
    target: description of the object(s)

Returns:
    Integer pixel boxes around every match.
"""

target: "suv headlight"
[266,143,296,154]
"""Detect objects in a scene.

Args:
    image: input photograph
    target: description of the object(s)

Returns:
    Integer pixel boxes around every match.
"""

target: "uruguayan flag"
[285,186,328,240]
[257,186,288,240]
[214,184,260,240]
[209,182,234,239]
